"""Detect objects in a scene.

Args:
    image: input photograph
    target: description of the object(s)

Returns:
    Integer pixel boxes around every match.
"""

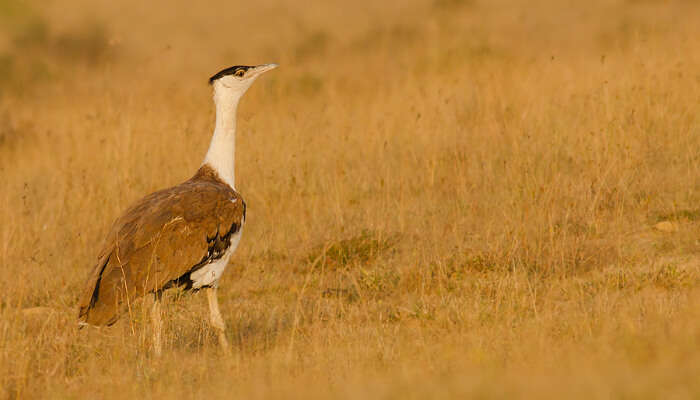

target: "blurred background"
[1,0,697,95]
[2,0,700,398]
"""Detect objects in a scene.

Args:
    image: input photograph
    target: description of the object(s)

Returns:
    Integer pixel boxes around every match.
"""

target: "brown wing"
[78,168,245,326]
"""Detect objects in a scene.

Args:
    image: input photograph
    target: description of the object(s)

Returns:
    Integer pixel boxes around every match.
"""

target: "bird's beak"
[250,63,279,77]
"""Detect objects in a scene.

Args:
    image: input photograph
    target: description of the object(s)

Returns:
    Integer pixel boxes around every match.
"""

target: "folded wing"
[78,170,245,326]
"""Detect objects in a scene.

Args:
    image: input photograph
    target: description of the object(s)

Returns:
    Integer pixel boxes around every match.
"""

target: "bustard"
[78,63,278,355]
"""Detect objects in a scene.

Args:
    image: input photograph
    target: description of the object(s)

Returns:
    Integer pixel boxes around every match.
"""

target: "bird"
[78,63,278,355]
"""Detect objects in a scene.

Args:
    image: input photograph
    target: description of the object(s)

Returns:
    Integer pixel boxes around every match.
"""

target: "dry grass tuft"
[306,230,399,270]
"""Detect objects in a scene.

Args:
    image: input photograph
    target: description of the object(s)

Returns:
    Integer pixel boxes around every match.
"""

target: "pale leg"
[206,287,231,355]
[151,291,163,357]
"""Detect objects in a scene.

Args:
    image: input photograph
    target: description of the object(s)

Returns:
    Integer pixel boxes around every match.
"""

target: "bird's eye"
[234,69,245,77]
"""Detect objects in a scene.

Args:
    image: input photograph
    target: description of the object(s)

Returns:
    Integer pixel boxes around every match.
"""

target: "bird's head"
[209,63,278,102]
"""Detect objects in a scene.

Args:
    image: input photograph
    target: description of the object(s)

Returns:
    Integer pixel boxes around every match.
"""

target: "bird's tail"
[77,255,121,327]
[77,301,120,327]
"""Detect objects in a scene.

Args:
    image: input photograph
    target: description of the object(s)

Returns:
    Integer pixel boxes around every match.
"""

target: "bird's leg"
[206,287,231,355]
[151,291,163,357]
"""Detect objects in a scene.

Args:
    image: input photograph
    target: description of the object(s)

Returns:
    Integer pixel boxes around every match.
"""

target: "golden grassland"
[1,0,700,398]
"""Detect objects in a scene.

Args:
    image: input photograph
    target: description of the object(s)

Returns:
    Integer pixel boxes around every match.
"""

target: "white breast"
[190,228,243,289]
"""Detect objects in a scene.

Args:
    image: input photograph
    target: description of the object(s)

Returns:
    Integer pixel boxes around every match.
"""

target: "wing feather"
[78,172,245,326]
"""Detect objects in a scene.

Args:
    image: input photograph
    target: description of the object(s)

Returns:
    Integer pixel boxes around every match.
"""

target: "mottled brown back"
[78,166,245,326]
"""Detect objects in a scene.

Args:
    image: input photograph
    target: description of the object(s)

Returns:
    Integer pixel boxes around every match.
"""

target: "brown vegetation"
[1,0,700,398]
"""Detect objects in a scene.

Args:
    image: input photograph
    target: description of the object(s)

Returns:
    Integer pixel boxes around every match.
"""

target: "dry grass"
[2,0,700,398]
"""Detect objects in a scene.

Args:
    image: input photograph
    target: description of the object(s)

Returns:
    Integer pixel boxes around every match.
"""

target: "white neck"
[202,85,241,188]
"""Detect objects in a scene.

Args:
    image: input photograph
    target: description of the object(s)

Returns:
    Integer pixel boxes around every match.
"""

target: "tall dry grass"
[1,0,700,398]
